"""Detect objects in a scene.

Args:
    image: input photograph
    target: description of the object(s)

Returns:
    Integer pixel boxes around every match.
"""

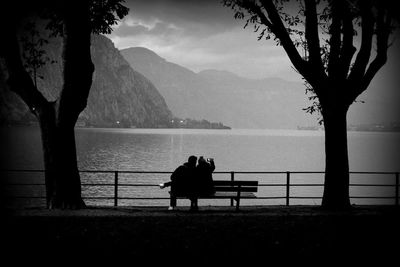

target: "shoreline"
[3,124,400,133]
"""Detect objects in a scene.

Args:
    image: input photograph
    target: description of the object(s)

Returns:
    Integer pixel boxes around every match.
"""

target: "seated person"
[195,156,216,196]
[160,155,198,210]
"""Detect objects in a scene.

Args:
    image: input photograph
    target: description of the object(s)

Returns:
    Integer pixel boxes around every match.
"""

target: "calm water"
[1,127,399,207]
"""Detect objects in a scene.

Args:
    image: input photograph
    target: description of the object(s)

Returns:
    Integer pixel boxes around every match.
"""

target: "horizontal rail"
[1,170,399,207]
[1,169,399,174]
[4,196,399,199]
[9,183,393,187]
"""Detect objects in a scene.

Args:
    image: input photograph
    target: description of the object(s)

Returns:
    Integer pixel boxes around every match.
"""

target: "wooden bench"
[171,180,258,211]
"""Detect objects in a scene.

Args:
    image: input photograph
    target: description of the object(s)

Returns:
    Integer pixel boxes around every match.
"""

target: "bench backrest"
[212,180,258,192]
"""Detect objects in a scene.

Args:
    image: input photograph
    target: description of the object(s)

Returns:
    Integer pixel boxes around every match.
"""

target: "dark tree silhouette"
[223,0,396,209]
[0,0,128,209]
[20,22,57,88]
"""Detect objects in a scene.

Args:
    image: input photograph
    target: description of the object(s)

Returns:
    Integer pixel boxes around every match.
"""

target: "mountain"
[120,47,204,121]
[0,35,173,128]
[120,47,317,129]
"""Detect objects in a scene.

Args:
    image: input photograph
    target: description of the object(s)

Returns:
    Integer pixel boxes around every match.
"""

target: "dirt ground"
[2,205,399,265]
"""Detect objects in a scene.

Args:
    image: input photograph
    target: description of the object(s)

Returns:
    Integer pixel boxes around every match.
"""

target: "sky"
[106,0,302,81]
[106,0,400,82]
[105,0,400,124]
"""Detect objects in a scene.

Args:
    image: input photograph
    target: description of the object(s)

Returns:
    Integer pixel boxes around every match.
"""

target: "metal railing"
[1,170,399,207]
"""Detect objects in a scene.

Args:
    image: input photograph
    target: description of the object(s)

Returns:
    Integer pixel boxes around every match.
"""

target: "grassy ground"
[2,205,399,264]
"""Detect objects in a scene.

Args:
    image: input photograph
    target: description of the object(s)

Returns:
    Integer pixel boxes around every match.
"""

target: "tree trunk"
[37,103,85,209]
[1,0,91,209]
[37,102,57,208]
[321,102,351,209]
[52,123,85,209]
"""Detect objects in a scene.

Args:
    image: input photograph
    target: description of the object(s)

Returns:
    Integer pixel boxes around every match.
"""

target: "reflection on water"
[1,127,399,207]
[75,128,329,171]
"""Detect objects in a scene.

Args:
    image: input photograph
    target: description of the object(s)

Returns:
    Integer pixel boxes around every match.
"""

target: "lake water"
[1,127,399,207]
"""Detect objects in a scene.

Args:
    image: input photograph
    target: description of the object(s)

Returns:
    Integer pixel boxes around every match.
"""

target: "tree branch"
[1,23,49,115]
[338,3,356,80]
[348,1,374,83]
[327,0,342,79]
[358,6,391,96]
[304,0,323,72]
[259,0,311,82]
[239,0,274,28]
[58,0,94,126]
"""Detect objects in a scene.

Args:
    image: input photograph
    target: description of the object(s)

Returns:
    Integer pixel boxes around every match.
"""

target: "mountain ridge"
[120,45,400,129]
[120,46,317,129]
[0,35,173,128]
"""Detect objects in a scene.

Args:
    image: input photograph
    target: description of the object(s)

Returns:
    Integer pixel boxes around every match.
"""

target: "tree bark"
[0,0,92,209]
[38,102,85,209]
[44,0,93,209]
[37,102,57,208]
[52,123,85,208]
[41,0,92,209]
[321,100,351,209]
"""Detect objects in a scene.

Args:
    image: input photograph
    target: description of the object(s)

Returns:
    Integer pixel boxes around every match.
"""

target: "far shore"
[3,124,400,133]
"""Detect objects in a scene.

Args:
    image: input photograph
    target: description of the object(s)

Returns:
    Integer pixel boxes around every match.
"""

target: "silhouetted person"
[196,157,215,195]
[160,155,198,210]
[195,156,216,198]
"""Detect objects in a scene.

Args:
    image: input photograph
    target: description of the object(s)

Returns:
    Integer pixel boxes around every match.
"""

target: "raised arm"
[209,160,215,172]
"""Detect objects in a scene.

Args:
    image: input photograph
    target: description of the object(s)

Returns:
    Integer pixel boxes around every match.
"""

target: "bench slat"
[214,186,258,192]
[213,192,256,198]
[175,192,257,199]
[213,180,258,186]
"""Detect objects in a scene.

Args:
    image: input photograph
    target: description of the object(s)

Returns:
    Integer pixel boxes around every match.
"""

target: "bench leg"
[170,195,177,207]
[235,198,240,211]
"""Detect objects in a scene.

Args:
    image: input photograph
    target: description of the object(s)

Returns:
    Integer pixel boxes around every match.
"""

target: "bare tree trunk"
[52,124,85,208]
[1,0,92,209]
[44,0,92,209]
[321,101,351,209]
[37,102,57,208]
[38,102,85,209]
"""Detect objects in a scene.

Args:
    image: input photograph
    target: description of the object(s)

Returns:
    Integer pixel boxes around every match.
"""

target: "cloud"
[122,0,238,31]
[106,0,300,80]
[108,0,399,83]
[112,16,182,38]
[104,0,400,126]
[109,22,299,80]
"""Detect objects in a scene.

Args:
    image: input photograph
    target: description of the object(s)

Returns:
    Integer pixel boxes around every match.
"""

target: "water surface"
[1,127,399,206]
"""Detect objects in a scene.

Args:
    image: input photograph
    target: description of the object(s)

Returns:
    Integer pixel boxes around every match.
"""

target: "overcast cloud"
[106,0,400,90]
[106,0,302,80]
[104,0,400,124]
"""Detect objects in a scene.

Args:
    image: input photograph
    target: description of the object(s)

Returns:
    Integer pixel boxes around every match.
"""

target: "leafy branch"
[20,22,56,88]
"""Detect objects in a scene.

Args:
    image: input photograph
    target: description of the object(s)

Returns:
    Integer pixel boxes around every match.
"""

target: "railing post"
[230,171,234,207]
[396,172,399,206]
[114,171,118,207]
[286,171,290,206]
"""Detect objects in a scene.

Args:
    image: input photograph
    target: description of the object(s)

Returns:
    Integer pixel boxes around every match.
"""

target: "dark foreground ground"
[1,205,399,265]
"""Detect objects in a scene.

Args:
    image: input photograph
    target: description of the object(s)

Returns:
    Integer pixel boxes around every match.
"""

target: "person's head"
[187,155,197,167]
[198,156,206,164]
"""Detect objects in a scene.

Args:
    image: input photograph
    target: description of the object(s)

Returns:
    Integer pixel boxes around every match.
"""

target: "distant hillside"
[120,46,400,129]
[120,47,317,129]
[120,47,204,122]
[0,35,173,128]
